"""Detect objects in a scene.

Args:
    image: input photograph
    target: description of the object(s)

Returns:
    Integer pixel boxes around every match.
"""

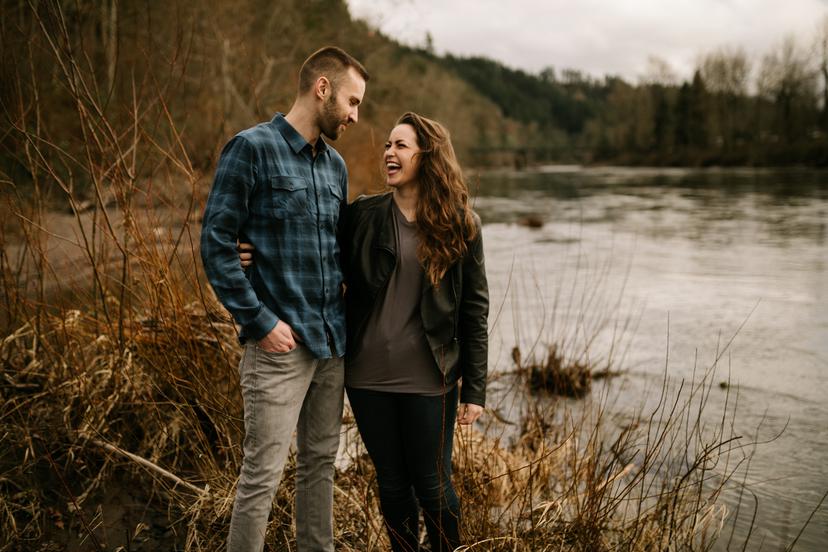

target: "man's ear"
[315,76,331,101]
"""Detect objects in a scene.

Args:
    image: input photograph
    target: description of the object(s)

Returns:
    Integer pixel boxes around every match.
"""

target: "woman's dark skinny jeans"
[346,385,461,552]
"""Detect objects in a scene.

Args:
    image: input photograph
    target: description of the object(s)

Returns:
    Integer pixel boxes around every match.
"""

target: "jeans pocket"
[254,343,296,357]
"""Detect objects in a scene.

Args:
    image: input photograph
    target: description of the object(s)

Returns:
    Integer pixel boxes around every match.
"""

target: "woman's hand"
[457,403,483,425]
[238,241,255,268]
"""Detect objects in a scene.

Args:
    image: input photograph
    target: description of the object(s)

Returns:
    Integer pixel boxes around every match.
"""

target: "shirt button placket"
[312,154,332,354]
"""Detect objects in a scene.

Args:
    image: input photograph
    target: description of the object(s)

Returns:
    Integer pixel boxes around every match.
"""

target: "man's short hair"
[298,46,369,94]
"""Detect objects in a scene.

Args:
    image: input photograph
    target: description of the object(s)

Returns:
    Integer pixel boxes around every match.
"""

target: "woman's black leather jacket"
[340,192,489,406]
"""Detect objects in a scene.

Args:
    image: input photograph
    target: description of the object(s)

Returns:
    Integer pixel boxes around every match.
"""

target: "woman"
[240,112,488,551]
[341,112,488,551]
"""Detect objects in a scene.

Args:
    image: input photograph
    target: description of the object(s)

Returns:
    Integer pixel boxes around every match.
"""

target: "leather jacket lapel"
[372,194,397,255]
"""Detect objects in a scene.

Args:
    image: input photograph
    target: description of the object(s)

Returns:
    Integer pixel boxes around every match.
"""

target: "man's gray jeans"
[228,343,344,552]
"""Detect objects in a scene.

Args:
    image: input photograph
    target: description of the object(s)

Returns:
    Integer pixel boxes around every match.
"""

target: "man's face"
[319,67,366,141]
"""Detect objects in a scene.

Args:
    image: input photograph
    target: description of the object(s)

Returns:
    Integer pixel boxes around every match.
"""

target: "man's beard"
[319,93,346,141]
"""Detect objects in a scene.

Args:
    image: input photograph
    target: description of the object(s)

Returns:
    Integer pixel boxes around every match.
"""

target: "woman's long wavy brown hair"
[396,112,477,287]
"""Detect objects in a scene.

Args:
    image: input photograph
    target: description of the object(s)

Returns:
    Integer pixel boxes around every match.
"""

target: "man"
[200,46,368,552]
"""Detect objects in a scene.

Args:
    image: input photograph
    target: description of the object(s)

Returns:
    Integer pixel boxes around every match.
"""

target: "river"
[475,166,828,550]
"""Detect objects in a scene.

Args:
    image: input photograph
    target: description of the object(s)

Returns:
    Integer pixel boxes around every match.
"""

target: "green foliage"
[432,45,827,167]
[438,55,600,134]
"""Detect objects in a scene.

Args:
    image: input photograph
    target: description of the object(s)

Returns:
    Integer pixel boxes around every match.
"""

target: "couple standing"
[200,46,489,552]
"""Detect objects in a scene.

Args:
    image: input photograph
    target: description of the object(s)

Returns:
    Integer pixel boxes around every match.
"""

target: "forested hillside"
[434,36,828,166]
[0,0,510,196]
[2,0,826,205]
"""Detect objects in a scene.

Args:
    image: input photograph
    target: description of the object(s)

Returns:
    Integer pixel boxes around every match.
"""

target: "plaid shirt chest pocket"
[268,175,309,218]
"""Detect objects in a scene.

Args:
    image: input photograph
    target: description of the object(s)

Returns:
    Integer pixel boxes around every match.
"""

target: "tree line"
[2,0,826,196]
[433,23,828,167]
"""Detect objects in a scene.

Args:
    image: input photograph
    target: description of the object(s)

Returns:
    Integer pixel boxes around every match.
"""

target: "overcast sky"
[346,0,828,82]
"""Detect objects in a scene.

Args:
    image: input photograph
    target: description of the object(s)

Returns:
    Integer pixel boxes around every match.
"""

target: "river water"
[474,166,827,550]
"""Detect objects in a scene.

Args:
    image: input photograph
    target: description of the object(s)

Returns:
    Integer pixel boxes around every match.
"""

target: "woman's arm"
[457,213,489,409]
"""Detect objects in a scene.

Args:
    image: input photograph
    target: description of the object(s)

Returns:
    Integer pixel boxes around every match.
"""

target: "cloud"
[346,0,828,80]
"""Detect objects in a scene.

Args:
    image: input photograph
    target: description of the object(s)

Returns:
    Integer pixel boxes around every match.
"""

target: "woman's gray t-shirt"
[346,200,449,395]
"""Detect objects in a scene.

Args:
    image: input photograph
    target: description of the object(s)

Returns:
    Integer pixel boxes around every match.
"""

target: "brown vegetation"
[511,344,623,399]
[1,305,749,550]
[0,0,510,200]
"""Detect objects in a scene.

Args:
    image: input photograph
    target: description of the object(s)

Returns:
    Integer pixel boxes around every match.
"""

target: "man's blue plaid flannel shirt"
[201,113,347,358]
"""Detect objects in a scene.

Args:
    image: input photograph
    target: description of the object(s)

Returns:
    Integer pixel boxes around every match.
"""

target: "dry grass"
[514,344,592,398]
[0,309,747,551]
[0,3,760,551]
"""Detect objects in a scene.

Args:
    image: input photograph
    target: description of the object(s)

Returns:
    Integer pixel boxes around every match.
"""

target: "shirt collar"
[272,113,330,158]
